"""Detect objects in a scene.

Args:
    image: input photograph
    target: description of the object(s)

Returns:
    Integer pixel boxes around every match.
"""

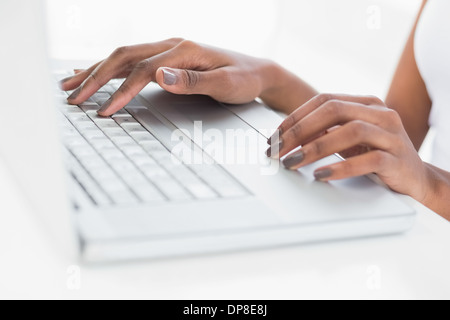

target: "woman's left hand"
[266,93,430,202]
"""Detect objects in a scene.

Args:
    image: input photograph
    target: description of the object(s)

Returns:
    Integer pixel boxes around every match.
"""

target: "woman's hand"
[61,38,278,116]
[266,93,432,203]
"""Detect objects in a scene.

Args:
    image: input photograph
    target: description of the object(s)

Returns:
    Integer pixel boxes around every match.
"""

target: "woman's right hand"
[61,38,280,116]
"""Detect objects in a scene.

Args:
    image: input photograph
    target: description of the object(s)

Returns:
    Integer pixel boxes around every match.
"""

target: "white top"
[415,0,450,171]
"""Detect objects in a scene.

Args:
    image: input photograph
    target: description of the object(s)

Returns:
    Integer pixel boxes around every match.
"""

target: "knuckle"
[182,69,200,89]
[178,39,199,51]
[111,46,130,58]
[366,95,384,105]
[347,120,368,138]
[316,93,335,105]
[310,140,324,156]
[166,37,185,45]
[134,60,154,78]
[384,108,402,126]
[135,59,152,70]
[371,150,388,168]
[116,81,131,96]
[323,99,344,117]
[338,161,353,176]
[283,115,297,131]
[87,72,102,87]
[289,123,302,139]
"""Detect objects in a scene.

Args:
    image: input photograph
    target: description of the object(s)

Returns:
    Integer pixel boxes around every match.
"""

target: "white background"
[46,0,422,99]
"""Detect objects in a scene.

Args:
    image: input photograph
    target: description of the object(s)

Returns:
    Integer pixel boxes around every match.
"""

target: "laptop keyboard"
[55,77,249,207]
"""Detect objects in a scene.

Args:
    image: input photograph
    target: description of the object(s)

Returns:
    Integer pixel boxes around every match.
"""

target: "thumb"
[156,67,212,95]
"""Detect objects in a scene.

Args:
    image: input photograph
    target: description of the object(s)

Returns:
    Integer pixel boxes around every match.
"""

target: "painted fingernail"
[266,139,283,158]
[282,150,305,169]
[98,98,113,115]
[67,87,81,101]
[267,129,282,145]
[162,68,177,86]
[314,168,333,180]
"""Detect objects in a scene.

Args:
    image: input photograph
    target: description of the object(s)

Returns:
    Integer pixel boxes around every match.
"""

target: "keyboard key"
[109,159,136,173]
[120,145,148,158]
[103,128,130,138]
[94,119,120,130]
[141,164,170,179]
[99,149,126,162]
[70,145,97,159]
[122,123,147,135]
[121,169,148,185]
[111,109,131,117]
[90,167,119,184]
[109,190,139,206]
[101,177,131,194]
[90,138,116,151]
[129,131,156,143]
[68,113,90,122]
[151,177,192,201]
[114,117,139,126]
[62,106,84,115]
[98,84,114,93]
[131,183,166,203]
[110,136,137,148]
[74,121,98,132]
[79,101,99,108]
[79,155,105,171]
[82,130,106,140]
[129,154,158,167]
[140,140,168,153]
[92,92,111,105]
[68,153,112,206]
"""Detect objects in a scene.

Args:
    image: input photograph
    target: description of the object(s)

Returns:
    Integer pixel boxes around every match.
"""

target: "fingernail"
[162,68,177,86]
[265,139,283,158]
[98,98,113,115]
[282,150,305,169]
[67,87,81,101]
[267,129,282,145]
[314,168,333,180]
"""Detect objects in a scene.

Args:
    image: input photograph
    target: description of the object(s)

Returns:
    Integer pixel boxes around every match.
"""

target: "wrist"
[418,162,449,216]
[258,61,318,114]
[257,60,285,99]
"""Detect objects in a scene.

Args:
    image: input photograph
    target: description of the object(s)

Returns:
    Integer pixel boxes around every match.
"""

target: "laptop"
[0,0,416,263]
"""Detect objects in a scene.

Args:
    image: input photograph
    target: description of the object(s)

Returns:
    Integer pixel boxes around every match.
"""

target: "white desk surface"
[1,159,449,300]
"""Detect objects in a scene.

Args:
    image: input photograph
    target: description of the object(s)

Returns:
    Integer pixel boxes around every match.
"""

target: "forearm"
[422,163,450,220]
[259,61,318,115]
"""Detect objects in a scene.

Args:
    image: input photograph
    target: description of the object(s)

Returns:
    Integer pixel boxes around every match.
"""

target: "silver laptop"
[0,0,416,263]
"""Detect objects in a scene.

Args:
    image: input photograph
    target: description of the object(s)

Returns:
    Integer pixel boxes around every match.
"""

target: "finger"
[282,120,395,170]
[98,41,226,116]
[267,100,391,159]
[156,67,232,96]
[67,58,129,105]
[312,150,395,181]
[60,61,102,91]
[67,40,184,105]
[268,93,383,145]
